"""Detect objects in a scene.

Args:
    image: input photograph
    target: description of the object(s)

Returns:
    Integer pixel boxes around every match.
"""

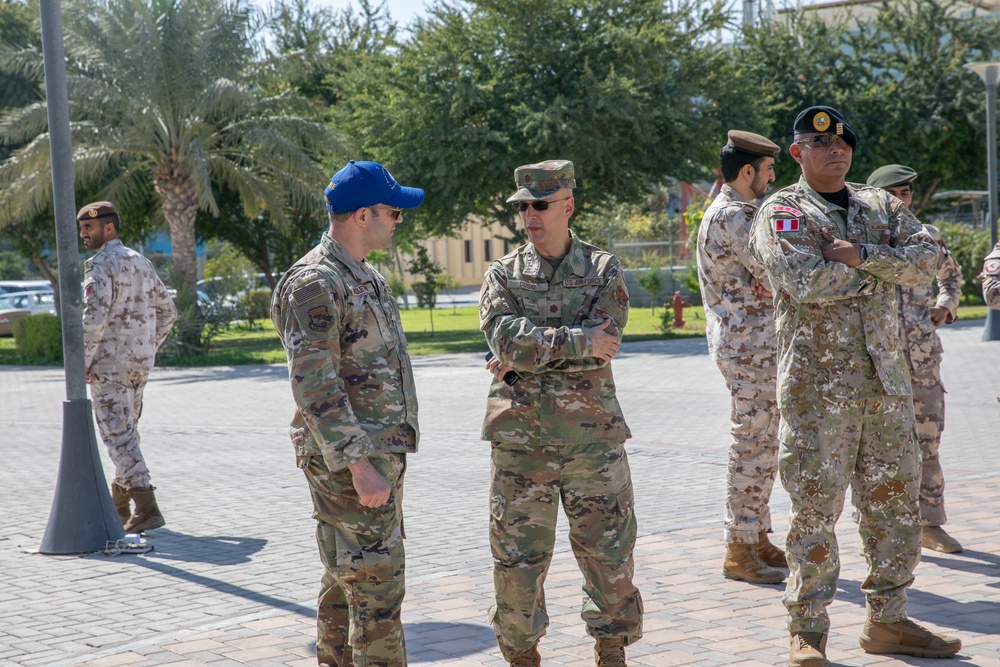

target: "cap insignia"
[813,112,831,132]
[88,209,98,218]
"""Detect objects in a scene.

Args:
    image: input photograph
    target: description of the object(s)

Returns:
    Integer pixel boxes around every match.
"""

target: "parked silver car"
[0,290,57,315]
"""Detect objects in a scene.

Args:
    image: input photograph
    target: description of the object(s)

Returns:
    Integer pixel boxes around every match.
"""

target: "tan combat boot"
[789,632,828,667]
[922,526,962,553]
[509,642,540,667]
[859,618,961,657]
[124,487,166,533]
[756,531,787,568]
[594,637,627,667]
[110,483,130,525]
[723,542,785,584]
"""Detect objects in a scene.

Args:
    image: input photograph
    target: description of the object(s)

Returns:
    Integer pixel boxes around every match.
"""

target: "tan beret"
[76,201,118,222]
[726,130,780,157]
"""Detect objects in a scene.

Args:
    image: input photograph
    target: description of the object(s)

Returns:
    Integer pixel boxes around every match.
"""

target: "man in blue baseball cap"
[271,160,424,667]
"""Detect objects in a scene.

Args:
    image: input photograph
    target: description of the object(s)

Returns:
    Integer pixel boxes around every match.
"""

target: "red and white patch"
[772,205,804,217]
[985,259,1000,275]
[774,218,800,233]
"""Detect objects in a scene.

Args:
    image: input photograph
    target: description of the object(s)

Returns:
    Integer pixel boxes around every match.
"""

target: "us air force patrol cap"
[866,164,918,189]
[324,160,425,213]
[76,201,118,223]
[506,160,576,203]
[726,130,780,157]
[793,106,858,150]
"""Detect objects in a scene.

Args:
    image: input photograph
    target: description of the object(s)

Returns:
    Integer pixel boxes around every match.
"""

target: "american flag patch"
[774,218,799,232]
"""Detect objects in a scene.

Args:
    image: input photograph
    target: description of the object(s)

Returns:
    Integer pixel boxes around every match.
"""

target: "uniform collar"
[96,238,123,253]
[523,230,587,281]
[320,232,373,283]
[720,183,748,203]
[796,176,871,214]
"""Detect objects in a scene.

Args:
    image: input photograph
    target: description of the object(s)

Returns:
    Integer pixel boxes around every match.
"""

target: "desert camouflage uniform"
[750,177,937,634]
[480,231,642,659]
[896,235,961,527]
[982,241,1000,308]
[83,239,176,490]
[696,184,779,545]
[272,233,418,667]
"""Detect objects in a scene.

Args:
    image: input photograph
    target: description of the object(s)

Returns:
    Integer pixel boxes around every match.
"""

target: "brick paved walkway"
[2,321,998,666]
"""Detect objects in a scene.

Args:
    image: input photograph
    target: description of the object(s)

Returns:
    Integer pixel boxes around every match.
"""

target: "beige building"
[400,218,515,288]
[775,0,999,24]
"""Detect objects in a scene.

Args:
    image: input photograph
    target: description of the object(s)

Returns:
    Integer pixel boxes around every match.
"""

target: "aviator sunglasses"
[513,196,572,212]
[794,134,850,149]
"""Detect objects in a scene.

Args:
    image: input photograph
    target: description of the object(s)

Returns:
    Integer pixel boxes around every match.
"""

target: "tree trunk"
[155,168,200,296]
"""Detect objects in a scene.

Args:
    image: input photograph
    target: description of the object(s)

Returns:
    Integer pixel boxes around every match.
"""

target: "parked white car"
[0,290,57,315]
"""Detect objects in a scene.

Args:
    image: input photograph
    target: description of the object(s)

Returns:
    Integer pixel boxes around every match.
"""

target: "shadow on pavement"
[143,528,267,565]
[405,620,497,658]
[838,578,1000,633]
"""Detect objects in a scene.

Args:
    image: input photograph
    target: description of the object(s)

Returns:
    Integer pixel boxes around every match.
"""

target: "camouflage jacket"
[982,241,1000,309]
[897,239,962,369]
[479,230,631,446]
[696,183,775,361]
[83,239,177,374]
[271,233,418,472]
[749,177,936,407]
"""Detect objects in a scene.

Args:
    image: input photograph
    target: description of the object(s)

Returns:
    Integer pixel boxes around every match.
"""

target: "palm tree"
[0,0,334,296]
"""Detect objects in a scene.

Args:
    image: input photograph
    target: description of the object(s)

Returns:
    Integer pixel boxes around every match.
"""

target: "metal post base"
[39,399,125,554]
[983,309,1000,342]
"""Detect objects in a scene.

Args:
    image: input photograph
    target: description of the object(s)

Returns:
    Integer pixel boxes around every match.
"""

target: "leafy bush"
[657,306,675,334]
[162,287,229,358]
[13,313,62,364]
[936,222,991,304]
[239,287,272,328]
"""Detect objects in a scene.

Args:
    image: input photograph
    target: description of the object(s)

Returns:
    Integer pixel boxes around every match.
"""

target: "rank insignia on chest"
[774,218,800,233]
[986,259,1000,275]
[307,305,333,332]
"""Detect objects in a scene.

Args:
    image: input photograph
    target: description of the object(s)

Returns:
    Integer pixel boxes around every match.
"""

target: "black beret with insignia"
[793,106,858,150]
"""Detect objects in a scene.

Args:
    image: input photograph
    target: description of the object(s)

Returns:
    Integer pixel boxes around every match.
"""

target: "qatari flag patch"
[774,218,800,232]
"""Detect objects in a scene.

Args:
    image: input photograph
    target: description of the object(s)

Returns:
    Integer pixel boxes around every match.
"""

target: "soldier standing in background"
[696,130,786,585]
[271,161,424,667]
[750,107,960,666]
[480,160,642,667]
[866,165,963,553]
[982,241,1000,307]
[78,201,177,533]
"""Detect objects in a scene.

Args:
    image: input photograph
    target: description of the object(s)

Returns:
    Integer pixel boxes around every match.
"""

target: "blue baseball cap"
[324,160,425,213]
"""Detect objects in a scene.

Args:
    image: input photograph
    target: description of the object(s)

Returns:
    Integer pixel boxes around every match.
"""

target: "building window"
[484,239,492,262]
[464,239,473,263]
[503,239,511,254]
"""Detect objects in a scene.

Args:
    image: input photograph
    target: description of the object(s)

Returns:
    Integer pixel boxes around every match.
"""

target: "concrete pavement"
[1,320,998,666]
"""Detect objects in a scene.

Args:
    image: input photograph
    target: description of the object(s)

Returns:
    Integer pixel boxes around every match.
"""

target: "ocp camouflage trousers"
[302,452,407,667]
[90,369,151,489]
[488,441,643,660]
[778,396,920,634]
[716,358,779,544]
[910,362,947,526]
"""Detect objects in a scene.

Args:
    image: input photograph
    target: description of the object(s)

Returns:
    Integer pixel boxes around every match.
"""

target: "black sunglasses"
[794,134,849,148]
[513,196,571,212]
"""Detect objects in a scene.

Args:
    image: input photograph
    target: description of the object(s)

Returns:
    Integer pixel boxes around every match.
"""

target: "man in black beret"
[867,165,964,556]
[750,108,960,666]
[696,130,788,586]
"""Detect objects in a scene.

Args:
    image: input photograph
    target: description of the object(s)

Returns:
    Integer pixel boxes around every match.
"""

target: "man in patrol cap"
[696,130,787,585]
[867,165,964,554]
[750,107,960,666]
[271,160,424,667]
[480,160,642,667]
[78,201,177,533]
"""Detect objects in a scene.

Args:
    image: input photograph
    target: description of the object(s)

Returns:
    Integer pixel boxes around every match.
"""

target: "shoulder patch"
[307,305,333,332]
[293,281,323,303]
[985,259,1000,275]
[772,205,804,217]
[774,218,800,233]
[614,285,629,309]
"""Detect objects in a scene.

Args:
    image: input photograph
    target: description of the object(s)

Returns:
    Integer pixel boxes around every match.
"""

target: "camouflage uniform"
[480,231,642,660]
[272,233,418,667]
[750,177,937,634]
[696,184,779,544]
[83,238,176,490]
[896,237,962,527]
[982,241,1000,308]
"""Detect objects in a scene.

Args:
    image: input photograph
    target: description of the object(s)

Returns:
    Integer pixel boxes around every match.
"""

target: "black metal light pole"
[965,61,1000,342]
[37,0,124,554]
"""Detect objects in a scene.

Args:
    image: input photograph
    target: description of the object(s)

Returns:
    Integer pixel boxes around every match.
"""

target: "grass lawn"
[1,304,992,367]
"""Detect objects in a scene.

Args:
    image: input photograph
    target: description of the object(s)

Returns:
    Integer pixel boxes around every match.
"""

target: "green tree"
[0,0,333,298]
[0,247,24,279]
[335,0,743,242]
[407,245,443,332]
[740,0,1000,211]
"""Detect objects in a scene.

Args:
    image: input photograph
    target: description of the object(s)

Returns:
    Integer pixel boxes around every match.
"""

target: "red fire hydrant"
[672,290,691,328]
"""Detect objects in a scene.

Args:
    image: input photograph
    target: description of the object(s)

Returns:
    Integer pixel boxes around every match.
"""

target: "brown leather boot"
[921,526,962,553]
[509,642,540,667]
[724,542,785,584]
[124,487,166,533]
[789,632,828,667]
[859,618,961,657]
[594,637,627,667]
[756,532,787,568]
[110,483,130,525]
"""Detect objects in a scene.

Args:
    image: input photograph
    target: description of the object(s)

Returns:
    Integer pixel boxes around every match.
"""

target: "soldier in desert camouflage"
[271,161,424,667]
[866,165,964,554]
[749,107,961,666]
[78,201,177,534]
[480,160,642,667]
[982,241,1000,308]
[696,129,786,585]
